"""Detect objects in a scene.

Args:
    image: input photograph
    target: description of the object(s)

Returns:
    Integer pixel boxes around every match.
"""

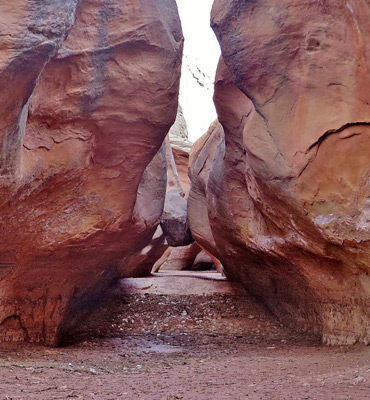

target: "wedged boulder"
[0,0,79,178]
[0,0,182,345]
[189,0,370,345]
[160,110,194,247]
[125,107,195,277]
[161,188,193,246]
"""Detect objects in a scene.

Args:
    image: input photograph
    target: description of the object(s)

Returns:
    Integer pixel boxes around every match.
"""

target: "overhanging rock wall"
[189,0,370,345]
[0,0,183,345]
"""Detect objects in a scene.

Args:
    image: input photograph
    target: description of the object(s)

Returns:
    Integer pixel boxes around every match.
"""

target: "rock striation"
[0,0,182,345]
[189,0,370,344]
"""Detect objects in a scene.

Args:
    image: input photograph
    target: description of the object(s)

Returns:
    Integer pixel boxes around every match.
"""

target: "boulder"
[160,110,194,247]
[124,107,195,275]
[0,0,182,345]
[155,109,224,273]
[153,242,202,272]
[189,0,370,345]
[153,236,224,274]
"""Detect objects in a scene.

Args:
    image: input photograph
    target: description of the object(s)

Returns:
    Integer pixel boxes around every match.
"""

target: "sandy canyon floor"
[0,271,369,400]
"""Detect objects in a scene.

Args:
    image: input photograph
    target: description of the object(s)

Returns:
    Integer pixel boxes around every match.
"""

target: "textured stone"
[160,111,193,247]
[153,242,203,272]
[119,146,168,278]
[169,106,192,195]
[0,0,79,178]
[189,0,370,344]
[125,107,194,276]
[124,108,194,276]
[188,121,223,258]
[0,0,182,345]
[192,250,214,271]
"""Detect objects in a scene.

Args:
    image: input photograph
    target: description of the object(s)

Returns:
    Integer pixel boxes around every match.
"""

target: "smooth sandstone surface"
[0,0,182,345]
[189,0,370,344]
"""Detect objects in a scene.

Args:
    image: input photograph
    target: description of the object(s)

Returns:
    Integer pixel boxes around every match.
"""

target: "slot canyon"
[0,0,369,399]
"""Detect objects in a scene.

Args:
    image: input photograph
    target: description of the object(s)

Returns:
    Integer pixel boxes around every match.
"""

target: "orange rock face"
[0,0,182,345]
[189,0,370,344]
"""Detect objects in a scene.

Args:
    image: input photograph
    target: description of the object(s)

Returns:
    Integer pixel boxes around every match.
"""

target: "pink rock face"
[189,0,370,344]
[0,0,182,345]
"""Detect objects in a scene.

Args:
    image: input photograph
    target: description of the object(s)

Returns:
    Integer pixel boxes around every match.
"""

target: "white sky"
[176,0,221,142]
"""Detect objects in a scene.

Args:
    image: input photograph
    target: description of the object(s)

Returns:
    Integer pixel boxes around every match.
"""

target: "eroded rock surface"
[169,105,193,195]
[161,108,193,247]
[0,0,182,345]
[125,107,195,277]
[153,242,202,272]
[189,0,370,344]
